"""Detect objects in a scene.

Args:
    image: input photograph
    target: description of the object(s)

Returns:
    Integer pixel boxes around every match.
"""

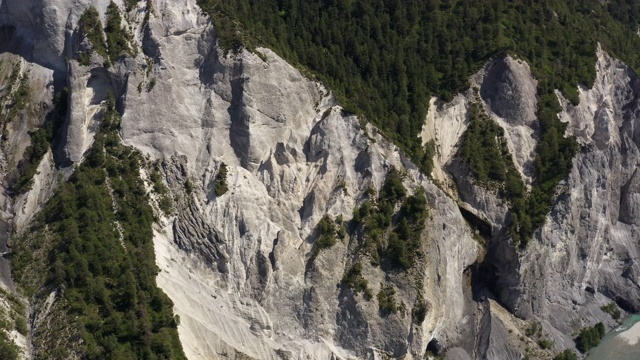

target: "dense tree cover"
[0,331,18,360]
[12,97,186,360]
[196,0,640,132]
[78,7,108,65]
[607,0,640,29]
[340,169,428,309]
[575,322,605,353]
[105,2,132,62]
[352,167,428,269]
[460,100,572,246]
[198,0,640,246]
[461,102,524,197]
[124,0,139,12]
[13,88,68,194]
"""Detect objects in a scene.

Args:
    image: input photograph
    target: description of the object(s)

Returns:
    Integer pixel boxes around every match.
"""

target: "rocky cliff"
[0,0,638,359]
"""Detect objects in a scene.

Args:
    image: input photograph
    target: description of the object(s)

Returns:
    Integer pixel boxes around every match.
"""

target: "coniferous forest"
[12,99,186,360]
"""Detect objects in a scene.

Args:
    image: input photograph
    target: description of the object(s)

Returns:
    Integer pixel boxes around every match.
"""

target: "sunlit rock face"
[2,0,640,359]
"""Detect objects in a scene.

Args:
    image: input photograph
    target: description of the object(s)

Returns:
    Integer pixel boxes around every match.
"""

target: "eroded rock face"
[421,46,640,356]
[0,52,60,359]
[478,57,539,184]
[480,57,538,128]
[445,46,640,352]
[621,169,640,226]
[515,48,640,328]
[0,0,116,72]
[119,1,480,358]
[422,56,539,190]
[139,52,478,358]
[2,0,640,359]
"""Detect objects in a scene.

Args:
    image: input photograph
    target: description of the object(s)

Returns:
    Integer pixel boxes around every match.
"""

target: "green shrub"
[461,102,522,191]
[184,179,194,194]
[150,166,168,194]
[0,290,26,315]
[352,200,371,225]
[214,163,229,196]
[124,0,138,12]
[412,298,427,325]
[336,215,347,238]
[341,262,372,300]
[377,285,398,315]
[105,2,132,63]
[308,215,338,264]
[0,330,18,360]
[554,349,578,360]
[525,321,542,337]
[314,215,337,253]
[386,233,410,269]
[6,71,29,122]
[78,3,133,66]
[422,140,436,175]
[380,167,406,203]
[146,77,157,92]
[538,338,554,349]
[351,172,428,270]
[158,194,173,215]
[575,322,606,353]
[384,187,428,269]
[14,316,27,336]
[78,7,108,63]
[601,302,621,320]
[14,88,68,194]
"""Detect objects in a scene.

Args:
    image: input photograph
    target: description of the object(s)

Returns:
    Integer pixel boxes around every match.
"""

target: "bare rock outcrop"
[2,0,640,359]
[112,1,481,358]
[516,48,640,326]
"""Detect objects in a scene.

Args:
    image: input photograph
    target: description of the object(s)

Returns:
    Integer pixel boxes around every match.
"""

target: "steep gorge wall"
[516,48,640,330]
[0,0,482,358]
[0,0,639,359]
[122,1,480,358]
[427,47,640,357]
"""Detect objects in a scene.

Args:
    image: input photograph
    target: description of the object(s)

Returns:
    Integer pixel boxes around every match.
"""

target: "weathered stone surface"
[518,48,640,324]
[114,1,480,358]
[2,1,640,359]
[458,46,640,353]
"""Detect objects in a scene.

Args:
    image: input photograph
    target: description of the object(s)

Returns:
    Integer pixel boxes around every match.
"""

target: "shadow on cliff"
[53,66,129,168]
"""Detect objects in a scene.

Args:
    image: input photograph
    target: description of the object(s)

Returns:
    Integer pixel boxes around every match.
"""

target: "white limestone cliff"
[1,0,640,359]
[122,2,480,356]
